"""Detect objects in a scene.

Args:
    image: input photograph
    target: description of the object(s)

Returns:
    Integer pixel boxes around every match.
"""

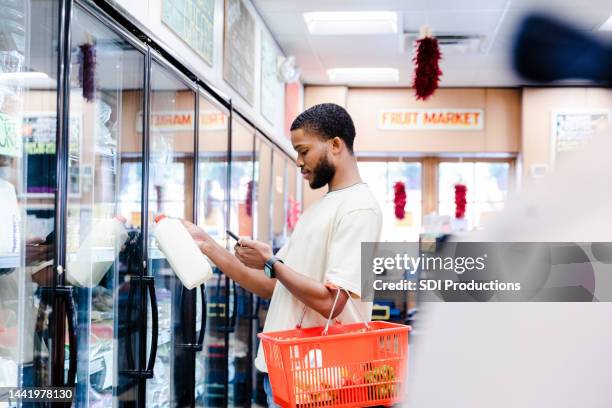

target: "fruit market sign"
[136,110,227,132]
[378,108,484,131]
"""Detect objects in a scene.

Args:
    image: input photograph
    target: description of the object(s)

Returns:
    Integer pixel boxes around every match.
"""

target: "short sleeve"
[325,209,381,298]
[275,240,290,259]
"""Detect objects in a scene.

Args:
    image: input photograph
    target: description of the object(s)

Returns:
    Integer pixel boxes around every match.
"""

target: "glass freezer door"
[65,5,145,406]
[147,59,197,407]
[0,0,60,394]
[196,93,230,408]
[227,117,255,408]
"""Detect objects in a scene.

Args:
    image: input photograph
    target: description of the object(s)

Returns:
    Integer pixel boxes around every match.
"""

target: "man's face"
[291,128,336,189]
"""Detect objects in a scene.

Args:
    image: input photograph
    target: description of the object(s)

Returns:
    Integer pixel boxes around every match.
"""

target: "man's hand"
[180,219,215,253]
[235,238,273,269]
[25,237,49,266]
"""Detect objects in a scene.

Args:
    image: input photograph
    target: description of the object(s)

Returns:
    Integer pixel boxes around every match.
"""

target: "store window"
[438,161,511,230]
[357,160,422,241]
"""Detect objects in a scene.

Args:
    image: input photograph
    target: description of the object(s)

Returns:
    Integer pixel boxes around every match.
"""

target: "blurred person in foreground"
[407,14,612,408]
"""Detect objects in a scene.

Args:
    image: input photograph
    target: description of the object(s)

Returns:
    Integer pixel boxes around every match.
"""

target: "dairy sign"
[378,109,484,131]
[136,110,227,132]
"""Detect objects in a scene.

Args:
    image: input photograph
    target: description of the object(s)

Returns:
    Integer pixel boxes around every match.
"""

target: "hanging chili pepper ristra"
[454,183,467,219]
[393,181,407,220]
[412,26,443,101]
[79,41,96,102]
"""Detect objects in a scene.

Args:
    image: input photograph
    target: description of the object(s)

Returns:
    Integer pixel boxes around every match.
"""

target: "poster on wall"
[162,0,215,66]
[223,0,255,105]
[550,109,612,164]
[22,113,81,194]
[260,31,282,125]
[0,112,21,157]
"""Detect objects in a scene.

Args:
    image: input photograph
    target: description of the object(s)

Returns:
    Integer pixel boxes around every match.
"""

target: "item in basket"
[364,364,396,399]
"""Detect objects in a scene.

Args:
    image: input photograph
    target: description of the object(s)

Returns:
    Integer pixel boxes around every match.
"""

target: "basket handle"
[296,284,370,335]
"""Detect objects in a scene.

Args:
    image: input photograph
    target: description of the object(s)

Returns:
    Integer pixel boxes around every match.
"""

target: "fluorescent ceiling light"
[304,11,398,35]
[599,14,612,31]
[0,71,49,80]
[327,68,399,83]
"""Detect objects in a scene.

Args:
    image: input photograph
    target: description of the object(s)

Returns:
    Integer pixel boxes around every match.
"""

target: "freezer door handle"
[121,276,157,379]
[142,276,158,379]
[64,290,77,386]
[123,276,138,375]
[39,286,77,386]
[196,284,206,349]
[219,280,238,333]
[176,283,207,351]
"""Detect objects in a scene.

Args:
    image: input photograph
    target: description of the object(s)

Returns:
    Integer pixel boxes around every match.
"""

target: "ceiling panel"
[258,11,308,35]
[402,10,505,34]
[253,0,612,87]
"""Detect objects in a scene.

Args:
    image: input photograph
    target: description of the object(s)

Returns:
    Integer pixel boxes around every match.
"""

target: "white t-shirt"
[255,182,382,373]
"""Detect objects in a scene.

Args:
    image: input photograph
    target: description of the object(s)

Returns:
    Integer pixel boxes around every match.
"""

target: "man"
[182,103,382,406]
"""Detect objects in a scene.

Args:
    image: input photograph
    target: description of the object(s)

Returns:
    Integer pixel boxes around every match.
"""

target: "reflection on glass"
[228,118,254,408]
[357,161,422,241]
[196,94,229,408]
[148,61,196,407]
[438,161,510,230]
[253,137,272,406]
[271,152,286,251]
[286,162,298,237]
[256,140,272,244]
[65,6,144,406]
[0,0,58,392]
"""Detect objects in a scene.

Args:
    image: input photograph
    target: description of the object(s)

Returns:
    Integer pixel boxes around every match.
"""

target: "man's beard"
[309,154,336,189]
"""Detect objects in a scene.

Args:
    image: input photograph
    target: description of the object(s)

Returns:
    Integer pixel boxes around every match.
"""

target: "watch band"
[264,256,283,279]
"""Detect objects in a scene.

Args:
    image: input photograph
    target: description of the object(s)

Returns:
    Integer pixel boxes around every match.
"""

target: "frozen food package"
[67,216,128,288]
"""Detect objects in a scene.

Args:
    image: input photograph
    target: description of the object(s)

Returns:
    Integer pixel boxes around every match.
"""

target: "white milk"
[152,215,212,289]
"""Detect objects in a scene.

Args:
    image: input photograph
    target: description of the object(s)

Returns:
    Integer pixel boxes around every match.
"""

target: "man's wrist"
[264,256,283,279]
[198,238,217,255]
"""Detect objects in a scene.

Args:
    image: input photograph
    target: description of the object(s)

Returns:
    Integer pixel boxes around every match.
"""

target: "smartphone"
[226,229,240,242]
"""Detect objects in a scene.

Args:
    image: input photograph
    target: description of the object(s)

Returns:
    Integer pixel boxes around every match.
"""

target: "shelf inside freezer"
[0,253,19,269]
[60,248,169,264]
[158,329,171,346]
[66,248,117,263]
[149,248,166,260]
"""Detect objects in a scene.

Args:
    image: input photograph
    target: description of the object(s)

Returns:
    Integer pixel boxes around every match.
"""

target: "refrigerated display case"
[226,115,255,408]
[0,0,60,396]
[195,92,230,408]
[65,5,146,406]
[0,1,297,407]
[251,137,272,406]
[146,56,199,408]
[271,151,287,253]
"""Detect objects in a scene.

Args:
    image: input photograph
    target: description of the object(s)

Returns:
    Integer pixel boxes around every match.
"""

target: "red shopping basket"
[258,287,411,408]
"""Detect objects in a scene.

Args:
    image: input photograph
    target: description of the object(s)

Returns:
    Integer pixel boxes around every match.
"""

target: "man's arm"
[202,241,277,299]
[181,220,276,299]
[236,238,349,319]
[274,262,350,319]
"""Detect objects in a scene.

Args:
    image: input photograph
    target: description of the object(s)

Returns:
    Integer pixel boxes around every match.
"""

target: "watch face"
[264,263,272,278]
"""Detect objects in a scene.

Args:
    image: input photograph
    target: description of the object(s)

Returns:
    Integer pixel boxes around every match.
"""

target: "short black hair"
[290,103,356,153]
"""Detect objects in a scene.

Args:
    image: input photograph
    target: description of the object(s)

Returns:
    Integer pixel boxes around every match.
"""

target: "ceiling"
[252,0,612,87]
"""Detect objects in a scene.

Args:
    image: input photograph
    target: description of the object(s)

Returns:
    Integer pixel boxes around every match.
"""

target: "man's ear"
[330,136,344,154]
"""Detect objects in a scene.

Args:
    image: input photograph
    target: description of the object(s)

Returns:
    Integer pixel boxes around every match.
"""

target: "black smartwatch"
[264,256,283,279]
